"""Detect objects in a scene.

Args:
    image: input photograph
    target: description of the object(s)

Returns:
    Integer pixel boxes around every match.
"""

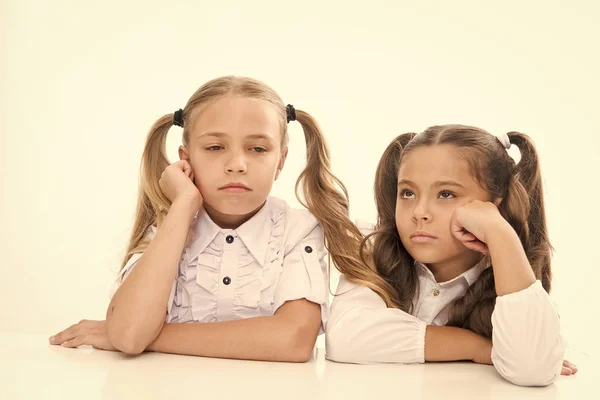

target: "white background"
[2,0,598,358]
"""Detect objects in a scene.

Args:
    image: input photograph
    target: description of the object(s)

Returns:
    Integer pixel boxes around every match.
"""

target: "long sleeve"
[491,280,565,386]
[325,275,426,364]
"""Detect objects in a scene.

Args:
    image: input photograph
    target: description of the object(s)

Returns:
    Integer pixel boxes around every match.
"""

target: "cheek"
[188,161,212,187]
[257,156,280,178]
[438,204,455,222]
[436,207,456,235]
[395,206,410,236]
[189,153,207,173]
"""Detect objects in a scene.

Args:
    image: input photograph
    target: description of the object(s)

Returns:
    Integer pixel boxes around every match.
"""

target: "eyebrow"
[397,179,466,189]
[197,132,227,139]
[196,132,275,142]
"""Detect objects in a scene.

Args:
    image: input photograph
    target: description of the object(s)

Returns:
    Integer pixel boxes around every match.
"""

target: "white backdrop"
[2,0,599,357]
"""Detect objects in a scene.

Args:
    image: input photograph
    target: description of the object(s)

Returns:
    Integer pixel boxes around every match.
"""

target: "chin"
[405,247,447,265]
[205,196,264,216]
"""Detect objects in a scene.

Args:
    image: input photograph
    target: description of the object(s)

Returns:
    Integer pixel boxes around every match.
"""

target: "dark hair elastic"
[173,109,184,127]
[286,104,296,123]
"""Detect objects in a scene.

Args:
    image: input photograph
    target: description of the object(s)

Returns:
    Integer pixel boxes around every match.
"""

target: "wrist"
[467,331,492,362]
[484,217,516,245]
[464,329,483,360]
[171,195,201,220]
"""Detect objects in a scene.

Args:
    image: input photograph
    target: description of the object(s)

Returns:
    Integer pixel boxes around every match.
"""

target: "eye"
[439,191,455,199]
[400,189,415,199]
[206,145,223,151]
[251,147,267,153]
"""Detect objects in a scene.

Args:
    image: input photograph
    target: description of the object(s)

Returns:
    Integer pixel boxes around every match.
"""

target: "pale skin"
[396,145,576,375]
[49,96,321,362]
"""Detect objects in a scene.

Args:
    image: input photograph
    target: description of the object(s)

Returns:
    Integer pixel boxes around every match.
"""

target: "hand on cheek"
[450,200,505,255]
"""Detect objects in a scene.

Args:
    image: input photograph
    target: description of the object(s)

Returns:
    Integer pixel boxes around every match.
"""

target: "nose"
[412,199,432,222]
[225,150,247,174]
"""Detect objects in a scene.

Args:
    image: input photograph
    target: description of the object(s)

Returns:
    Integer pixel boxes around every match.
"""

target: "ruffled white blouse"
[110,196,329,331]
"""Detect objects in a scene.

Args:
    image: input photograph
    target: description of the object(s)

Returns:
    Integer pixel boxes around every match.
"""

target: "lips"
[411,231,437,239]
[410,231,437,243]
[218,182,251,191]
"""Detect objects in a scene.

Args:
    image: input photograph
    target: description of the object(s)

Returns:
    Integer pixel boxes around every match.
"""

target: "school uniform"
[326,220,565,386]
[110,196,329,332]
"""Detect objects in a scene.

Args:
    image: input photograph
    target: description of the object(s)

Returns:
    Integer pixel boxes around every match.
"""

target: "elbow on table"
[494,352,563,387]
[106,320,156,355]
[498,364,561,387]
[284,321,321,363]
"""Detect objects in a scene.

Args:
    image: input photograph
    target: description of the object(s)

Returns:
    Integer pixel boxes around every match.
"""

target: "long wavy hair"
[353,124,552,338]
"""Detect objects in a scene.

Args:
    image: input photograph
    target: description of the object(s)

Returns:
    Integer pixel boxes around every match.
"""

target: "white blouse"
[110,196,329,332]
[326,221,566,387]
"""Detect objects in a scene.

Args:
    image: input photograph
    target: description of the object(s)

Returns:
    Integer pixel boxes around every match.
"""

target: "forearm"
[425,325,488,362]
[107,198,197,353]
[147,314,318,362]
[486,222,536,296]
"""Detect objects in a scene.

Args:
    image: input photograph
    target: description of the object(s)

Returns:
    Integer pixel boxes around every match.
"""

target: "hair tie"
[495,132,511,150]
[286,104,296,123]
[173,109,184,127]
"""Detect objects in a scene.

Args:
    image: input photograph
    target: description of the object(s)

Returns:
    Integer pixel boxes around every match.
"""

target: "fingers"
[181,161,195,183]
[49,320,100,345]
[165,160,194,180]
[563,360,578,374]
[175,160,191,172]
[182,160,192,175]
[49,322,82,345]
[452,224,489,256]
[61,336,86,349]
[561,366,573,376]
[175,160,198,187]
[185,166,193,180]
[48,321,112,350]
[471,241,489,255]
[457,231,477,241]
[453,229,486,254]
[462,240,489,255]
[561,358,579,375]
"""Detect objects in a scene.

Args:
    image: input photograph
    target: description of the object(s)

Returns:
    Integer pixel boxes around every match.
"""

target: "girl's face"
[179,95,287,228]
[395,144,490,270]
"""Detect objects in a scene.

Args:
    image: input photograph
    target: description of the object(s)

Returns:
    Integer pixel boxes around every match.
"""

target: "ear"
[178,145,190,161]
[493,197,503,207]
[275,147,288,181]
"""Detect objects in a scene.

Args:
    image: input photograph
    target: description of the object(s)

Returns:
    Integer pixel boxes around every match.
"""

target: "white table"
[0,332,595,399]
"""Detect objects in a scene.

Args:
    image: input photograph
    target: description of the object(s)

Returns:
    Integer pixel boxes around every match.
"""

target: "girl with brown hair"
[326,125,576,385]
[49,76,364,362]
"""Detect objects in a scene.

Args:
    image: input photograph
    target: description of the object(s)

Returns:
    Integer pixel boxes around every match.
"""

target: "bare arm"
[146,299,321,362]
[106,196,198,354]
[485,222,536,296]
[451,201,536,296]
[425,325,490,363]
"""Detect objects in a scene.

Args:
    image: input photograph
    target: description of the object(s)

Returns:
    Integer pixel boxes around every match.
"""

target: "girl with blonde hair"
[50,76,363,362]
